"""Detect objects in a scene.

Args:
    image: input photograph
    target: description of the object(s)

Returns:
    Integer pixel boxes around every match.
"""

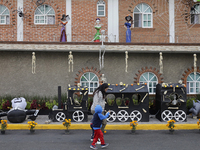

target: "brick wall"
[1,0,200,43]
[71,0,108,42]
[0,0,17,41]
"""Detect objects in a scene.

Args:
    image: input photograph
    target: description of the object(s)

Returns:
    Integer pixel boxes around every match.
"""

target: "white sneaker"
[97,139,101,144]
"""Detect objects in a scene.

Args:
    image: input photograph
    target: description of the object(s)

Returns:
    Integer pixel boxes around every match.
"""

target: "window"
[97,0,105,17]
[80,72,99,94]
[0,5,9,24]
[187,72,200,94]
[191,4,200,24]
[139,72,158,94]
[133,3,152,28]
[34,5,55,24]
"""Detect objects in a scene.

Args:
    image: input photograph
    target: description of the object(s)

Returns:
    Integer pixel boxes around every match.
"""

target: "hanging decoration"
[101,74,107,83]
[68,51,73,72]
[32,52,36,74]
[159,52,163,74]
[99,30,107,70]
[125,51,128,73]
[194,53,197,75]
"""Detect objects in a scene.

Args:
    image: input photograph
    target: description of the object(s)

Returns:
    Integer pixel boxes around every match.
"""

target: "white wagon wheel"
[55,112,66,122]
[117,110,129,122]
[130,110,142,122]
[161,110,173,121]
[72,110,84,122]
[174,110,186,122]
[107,110,116,122]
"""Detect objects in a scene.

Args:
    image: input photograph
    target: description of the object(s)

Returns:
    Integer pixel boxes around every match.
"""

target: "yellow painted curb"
[6,124,199,130]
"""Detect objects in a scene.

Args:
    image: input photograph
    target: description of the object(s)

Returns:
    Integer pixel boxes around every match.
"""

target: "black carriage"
[49,86,88,122]
[105,83,149,122]
[155,83,187,122]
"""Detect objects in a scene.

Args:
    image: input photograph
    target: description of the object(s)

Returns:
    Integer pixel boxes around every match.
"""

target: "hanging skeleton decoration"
[68,51,73,72]
[159,52,163,74]
[99,30,106,70]
[194,54,197,75]
[32,52,36,74]
[125,51,128,73]
[101,74,107,83]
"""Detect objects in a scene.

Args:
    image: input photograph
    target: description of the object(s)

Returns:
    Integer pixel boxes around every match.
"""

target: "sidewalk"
[2,114,199,130]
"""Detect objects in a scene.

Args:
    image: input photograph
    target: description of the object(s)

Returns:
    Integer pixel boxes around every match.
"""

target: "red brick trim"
[74,67,102,86]
[181,67,200,85]
[134,66,163,84]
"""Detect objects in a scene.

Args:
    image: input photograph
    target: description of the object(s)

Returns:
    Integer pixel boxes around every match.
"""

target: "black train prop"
[49,86,88,122]
[155,83,187,122]
[105,83,149,122]
[67,85,88,122]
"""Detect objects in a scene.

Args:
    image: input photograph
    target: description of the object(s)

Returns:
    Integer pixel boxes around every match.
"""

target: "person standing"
[90,83,109,142]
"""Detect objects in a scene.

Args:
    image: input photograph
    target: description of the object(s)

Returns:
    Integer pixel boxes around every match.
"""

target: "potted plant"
[130,120,138,134]
[28,121,38,133]
[197,119,200,132]
[1,120,8,134]
[166,120,176,134]
[62,119,71,133]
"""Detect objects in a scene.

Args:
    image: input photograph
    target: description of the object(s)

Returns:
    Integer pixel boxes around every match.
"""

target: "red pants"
[91,129,105,145]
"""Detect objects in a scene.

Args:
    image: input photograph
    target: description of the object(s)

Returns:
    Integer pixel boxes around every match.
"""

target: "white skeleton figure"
[125,51,128,72]
[101,74,107,83]
[159,52,163,74]
[194,54,197,75]
[68,51,73,72]
[32,52,36,74]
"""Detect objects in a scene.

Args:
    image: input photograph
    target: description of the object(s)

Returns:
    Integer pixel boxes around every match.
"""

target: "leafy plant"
[28,121,37,130]
[1,120,8,131]
[45,100,58,109]
[166,120,176,131]
[130,120,138,132]
[62,119,71,131]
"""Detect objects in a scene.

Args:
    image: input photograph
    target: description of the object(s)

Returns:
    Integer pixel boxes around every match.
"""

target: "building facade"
[0,0,200,97]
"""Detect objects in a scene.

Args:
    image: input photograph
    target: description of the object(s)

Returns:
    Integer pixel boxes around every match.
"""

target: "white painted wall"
[66,0,72,42]
[169,0,175,43]
[17,0,23,41]
[108,0,119,42]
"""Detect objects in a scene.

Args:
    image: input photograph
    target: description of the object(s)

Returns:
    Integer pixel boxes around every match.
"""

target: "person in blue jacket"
[90,105,110,150]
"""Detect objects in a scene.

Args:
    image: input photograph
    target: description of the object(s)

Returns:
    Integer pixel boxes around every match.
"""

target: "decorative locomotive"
[155,83,187,122]
[105,83,149,122]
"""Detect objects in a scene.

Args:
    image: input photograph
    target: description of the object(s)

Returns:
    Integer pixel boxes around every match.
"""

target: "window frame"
[133,3,153,28]
[191,4,200,24]
[0,5,10,25]
[139,72,158,94]
[187,72,200,94]
[80,72,99,94]
[97,0,105,17]
[34,4,55,25]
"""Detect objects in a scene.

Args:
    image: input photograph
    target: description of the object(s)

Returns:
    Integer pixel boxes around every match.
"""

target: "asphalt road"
[1,130,200,150]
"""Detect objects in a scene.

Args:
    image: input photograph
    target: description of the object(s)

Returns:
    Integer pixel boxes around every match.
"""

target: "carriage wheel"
[107,110,116,122]
[130,110,142,122]
[55,112,66,122]
[174,110,186,122]
[73,110,84,122]
[161,110,173,121]
[117,110,129,122]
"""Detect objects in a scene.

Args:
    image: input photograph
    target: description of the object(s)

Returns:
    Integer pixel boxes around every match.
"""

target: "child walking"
[90,105,110,150]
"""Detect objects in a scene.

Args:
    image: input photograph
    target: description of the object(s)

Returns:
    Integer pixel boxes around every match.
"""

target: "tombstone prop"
[105,83,149,122]
[155,83,187,122]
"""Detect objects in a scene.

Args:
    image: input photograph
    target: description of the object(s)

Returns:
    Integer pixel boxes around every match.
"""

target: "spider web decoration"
[126,0,199,43]
[13,7,28,19]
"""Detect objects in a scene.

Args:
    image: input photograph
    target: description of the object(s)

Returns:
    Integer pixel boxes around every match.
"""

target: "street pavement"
[1,130,200,150]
